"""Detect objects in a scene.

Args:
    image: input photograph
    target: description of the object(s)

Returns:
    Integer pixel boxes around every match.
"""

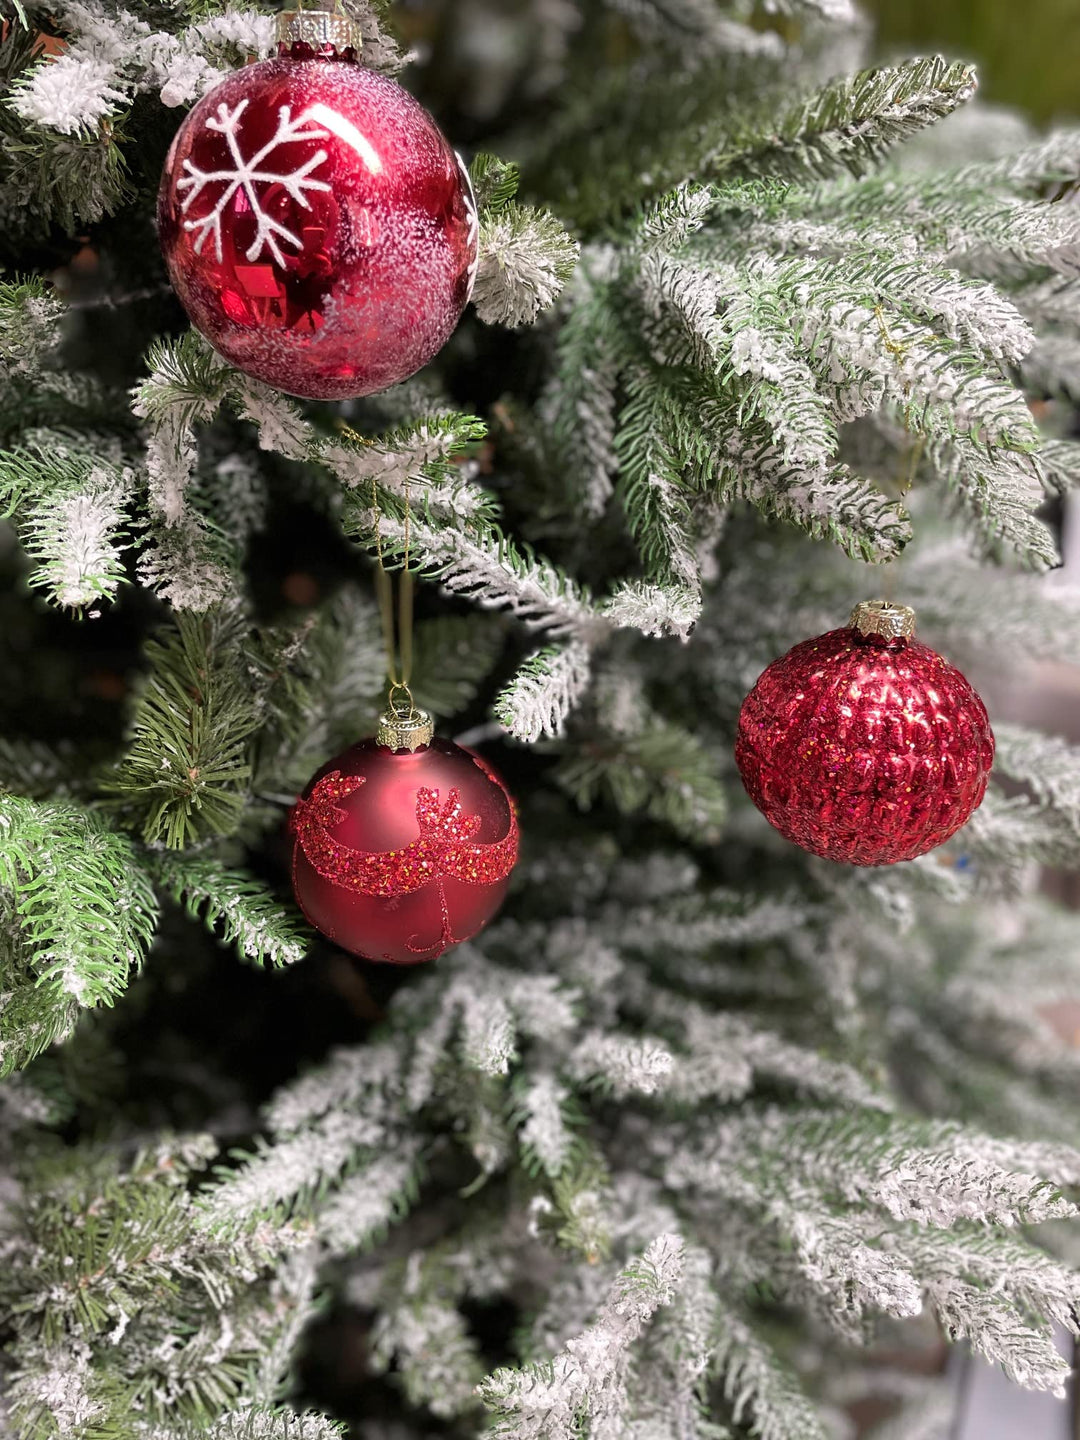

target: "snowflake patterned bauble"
[290,708,519,963]
[735,600,995,866]
[157,19,478,400]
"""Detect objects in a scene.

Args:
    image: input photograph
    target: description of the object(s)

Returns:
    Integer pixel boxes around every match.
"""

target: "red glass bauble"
[290,735,518,963]
[735,611,994,866]
[158,45,478,400]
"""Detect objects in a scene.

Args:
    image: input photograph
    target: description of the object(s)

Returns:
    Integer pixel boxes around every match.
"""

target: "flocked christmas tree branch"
[2,1,1080,1437]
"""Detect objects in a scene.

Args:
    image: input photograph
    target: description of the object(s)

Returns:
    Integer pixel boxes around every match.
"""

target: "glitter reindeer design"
[178,98,332,265]
[290,771,518,956]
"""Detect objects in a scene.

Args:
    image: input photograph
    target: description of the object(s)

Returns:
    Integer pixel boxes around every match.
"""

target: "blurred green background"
[866,0,1080,122]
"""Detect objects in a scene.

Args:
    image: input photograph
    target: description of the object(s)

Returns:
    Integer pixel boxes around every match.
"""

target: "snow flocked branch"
[478,1234,686,1439]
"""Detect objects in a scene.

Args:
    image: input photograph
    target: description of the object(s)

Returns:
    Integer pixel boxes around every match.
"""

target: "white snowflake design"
[178,98,333,266]
[457,150,479,299]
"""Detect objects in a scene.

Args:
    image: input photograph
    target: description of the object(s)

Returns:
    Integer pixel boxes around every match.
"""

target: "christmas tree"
[2,0,1080,1436]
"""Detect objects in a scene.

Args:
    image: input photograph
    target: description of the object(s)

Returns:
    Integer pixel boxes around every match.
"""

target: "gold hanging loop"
[882,425,923,605]
[337,423,428,747]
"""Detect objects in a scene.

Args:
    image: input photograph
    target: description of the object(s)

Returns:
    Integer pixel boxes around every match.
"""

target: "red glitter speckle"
[735,626,994,866]
[291,772,519,896]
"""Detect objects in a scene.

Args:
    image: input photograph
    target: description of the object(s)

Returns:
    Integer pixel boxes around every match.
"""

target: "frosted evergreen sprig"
[133,330,234,442]
[719,221,1037,365]
[148,1413,347,1440]
[478,1234,685,1439]
[613,360,705,590]
[570,1030,675,1097]
[370,1258,485,1420]
[150,853,308,968]
[341,504,605,640]
[640,1002,891,1110]
[624,1241,721,1439]
[473,206,580,328]
[469,152,521,214]
[320,412,488,498]
[963,789,1080,880]
[460,990,517,1075]
[929,1280,1070,1395]
[494,641,593,742]
[9,2,276,136]
[0,276,64,377]
[601,578,704,638]
[3,1135,311,1438]
[918,433,1055,569]
[20,466,133,611]
[681,1108,1078,1229]
[204,1113,387,1227]
[993,724,1080,834]
[705,57,977,186]
[540,265,623,518]
[317,1146,422,1252]
[635,183,719,255]
[712,1304,831,1440]
[610,889,811,958]
[798,170,1080,280]
[263,1042,401,1138]
[0,445,136,610]
[716,429,912,564]
[514,1072,580,1178]
[133,335,239,608]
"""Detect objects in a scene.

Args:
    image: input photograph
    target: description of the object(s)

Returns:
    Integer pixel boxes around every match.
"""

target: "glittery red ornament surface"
[290,737,517,962]
[158,46,478,400]
[735,626,994,866]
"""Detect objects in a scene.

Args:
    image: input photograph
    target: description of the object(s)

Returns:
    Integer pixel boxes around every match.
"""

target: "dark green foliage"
[105,610,259,848]
[0,796,158,1075]
[408,614,507,718]
[554,720,728,842]
[469,152,521,214]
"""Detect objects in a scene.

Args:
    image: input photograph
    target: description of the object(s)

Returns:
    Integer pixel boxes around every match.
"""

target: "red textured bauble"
[158,43,478,400]
[290,729,518,963]
[735,601,995,866]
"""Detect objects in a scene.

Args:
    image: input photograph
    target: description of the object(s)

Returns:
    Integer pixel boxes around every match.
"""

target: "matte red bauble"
[158,26,478,400]
[290,712,518,963]
[735,600,994,866]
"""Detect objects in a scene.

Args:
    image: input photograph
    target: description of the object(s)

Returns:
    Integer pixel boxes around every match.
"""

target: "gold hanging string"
[883,431,923,604]
[873,307,922,606]
[370,470,417,718]
[336,420,417,717]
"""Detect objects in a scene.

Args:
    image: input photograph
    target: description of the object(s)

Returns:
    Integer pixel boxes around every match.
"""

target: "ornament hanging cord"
[372,472,416,718]
[874,309,923,605]
[338,423,417,718]
[884,430,923,604]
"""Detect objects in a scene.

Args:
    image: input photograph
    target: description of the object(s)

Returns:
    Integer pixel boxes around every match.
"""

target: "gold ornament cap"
[276,7,362,52]
[849,598,916,642]
[376,706,434,753]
